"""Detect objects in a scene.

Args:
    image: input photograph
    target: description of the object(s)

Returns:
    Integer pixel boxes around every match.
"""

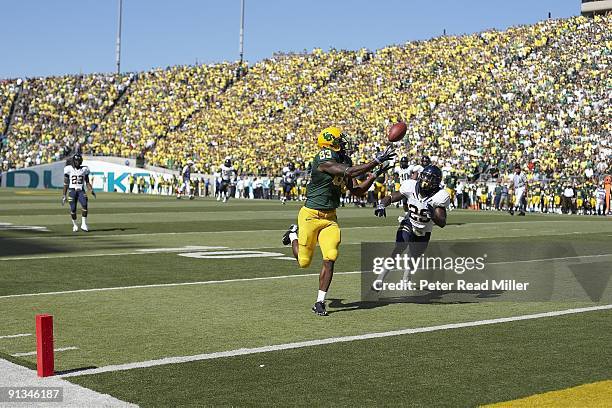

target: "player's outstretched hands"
[374,201,387,217]
[375,163,393,177]
[374,145,396,164]
[61,195,66,206]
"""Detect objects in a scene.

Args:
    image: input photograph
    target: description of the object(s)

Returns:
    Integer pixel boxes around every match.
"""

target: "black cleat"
[312,301,328,316]
[509,209,514,216]
[518,212,526,216]
[282,224,298,246]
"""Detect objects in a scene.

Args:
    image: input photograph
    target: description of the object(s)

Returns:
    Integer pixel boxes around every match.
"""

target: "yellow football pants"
[297,206,341,268]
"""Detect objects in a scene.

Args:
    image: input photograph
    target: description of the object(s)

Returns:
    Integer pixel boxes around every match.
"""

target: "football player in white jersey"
[374,165,449,285]
[509,164,527,216]
[395,157,412,183]
[595,184,606,215]
[281,162,298,204]
[410,155,431,180]
[177,160,194,199]
[218,158,236,203]
[62,154,96,232]
[394,157,412,210]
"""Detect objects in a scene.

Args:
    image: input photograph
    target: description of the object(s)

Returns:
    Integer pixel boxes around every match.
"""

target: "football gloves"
[61,196,66,206]
[374,145,396,164]
[375,163,393,177]
[91,190,96,198]
[374,201,387,217]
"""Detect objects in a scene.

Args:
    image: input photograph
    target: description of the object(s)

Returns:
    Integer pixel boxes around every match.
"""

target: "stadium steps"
[3,81,23,136]
[163,66,247,138]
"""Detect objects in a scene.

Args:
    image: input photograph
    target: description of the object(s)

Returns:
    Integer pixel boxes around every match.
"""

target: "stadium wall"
[0,159,175,192]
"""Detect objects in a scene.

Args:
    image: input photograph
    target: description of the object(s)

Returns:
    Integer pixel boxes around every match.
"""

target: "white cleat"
[81,224,89,232]
[72,225,79,232]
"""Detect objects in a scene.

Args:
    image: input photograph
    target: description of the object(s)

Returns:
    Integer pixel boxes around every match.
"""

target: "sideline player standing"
[62,154,96,232]
[177,160,194,199]
[509,164,527,216]
[218,158,236,202]
[281,163,298,204]
[281,126,395,316]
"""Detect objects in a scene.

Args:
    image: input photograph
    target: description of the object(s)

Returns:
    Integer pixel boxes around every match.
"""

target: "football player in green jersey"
[282,126,395,316]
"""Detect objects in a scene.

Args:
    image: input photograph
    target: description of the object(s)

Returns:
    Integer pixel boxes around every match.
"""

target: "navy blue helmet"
[418,165,442,197]
[72,154,83,168]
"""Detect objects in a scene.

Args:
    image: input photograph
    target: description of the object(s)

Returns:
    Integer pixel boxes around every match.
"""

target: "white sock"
[317,290,326,303]
[289,232,298,243]
[71,219,77,227]
[81,217,87,225]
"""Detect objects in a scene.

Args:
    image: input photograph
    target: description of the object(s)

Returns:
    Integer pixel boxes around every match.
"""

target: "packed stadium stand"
[0,15,610,182]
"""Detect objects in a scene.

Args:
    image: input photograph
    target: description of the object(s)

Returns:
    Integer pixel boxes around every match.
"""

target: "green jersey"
[305,148,352,210]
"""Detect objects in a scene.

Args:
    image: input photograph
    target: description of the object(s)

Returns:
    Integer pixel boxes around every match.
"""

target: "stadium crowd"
[1,15,610,198]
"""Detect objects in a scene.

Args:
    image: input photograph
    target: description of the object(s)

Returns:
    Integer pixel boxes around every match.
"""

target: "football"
[387,122,407,142]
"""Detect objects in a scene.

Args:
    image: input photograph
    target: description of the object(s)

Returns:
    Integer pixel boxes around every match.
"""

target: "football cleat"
[312,301,329,316]
[72,225,79,232]
[518,212,526,216]
[282,224,298,246]
[81,224,89,232]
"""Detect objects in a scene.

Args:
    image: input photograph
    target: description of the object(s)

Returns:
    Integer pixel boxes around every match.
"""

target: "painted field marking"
[7,219,601,241]
[1,253,611,300]
[136,246,226,253]
[11,346,78,357]
[0,333,31,340]
[58,304,612,378]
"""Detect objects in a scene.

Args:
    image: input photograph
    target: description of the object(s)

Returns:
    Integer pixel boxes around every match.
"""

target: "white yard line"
[0,271,362,299]
[5,225,391,241]
[11,347,79,357]
[1,230,605,261]
[1,252,611,300]
[58,304,612,378]
[6,219,599,241]
[0,358,137,407]
[0,333,31,340]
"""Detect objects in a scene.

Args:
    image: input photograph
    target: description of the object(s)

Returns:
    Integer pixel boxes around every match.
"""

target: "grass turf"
[1,188,611,406]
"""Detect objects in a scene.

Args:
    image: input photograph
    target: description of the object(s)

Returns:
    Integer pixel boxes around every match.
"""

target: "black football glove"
[374,201,387,217]
[374,145,396,164]
[61,196,66,206]
[375,163,393,177]
[91,190,96,198]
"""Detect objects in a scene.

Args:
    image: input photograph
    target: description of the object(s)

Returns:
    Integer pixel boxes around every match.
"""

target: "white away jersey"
[512,173,527,189]
[400,179,450,235]
[220,165,235,182]
[282,167,297,185]
[395,166,413,183]
[64,165,90,190]
[595,187,606,201]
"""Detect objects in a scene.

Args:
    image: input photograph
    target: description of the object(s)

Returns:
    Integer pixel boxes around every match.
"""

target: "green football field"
[1,188,611,407]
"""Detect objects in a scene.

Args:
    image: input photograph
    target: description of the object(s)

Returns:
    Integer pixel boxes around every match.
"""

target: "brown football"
[388,122,407,142]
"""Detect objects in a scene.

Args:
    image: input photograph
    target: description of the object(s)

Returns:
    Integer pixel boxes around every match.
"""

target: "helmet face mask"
[421,155,431,167]
[339,134,353,155]
[72,154,83,168]
[418,165,442,197]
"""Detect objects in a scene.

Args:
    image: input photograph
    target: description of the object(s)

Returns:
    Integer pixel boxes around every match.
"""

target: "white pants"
[180,181,191,195]
[515,187,525,207]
